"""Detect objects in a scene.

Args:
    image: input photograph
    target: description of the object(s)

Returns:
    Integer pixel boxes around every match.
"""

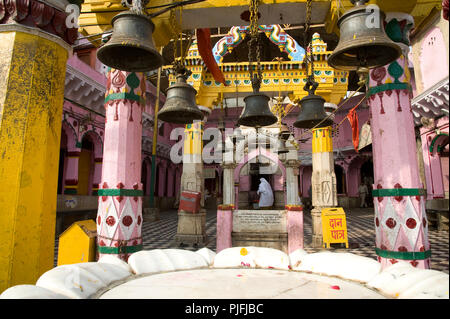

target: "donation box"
[179,191,201,213]
[321,207,349,248]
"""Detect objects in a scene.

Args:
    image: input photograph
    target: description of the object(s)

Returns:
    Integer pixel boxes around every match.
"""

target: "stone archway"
[233,147,286,209]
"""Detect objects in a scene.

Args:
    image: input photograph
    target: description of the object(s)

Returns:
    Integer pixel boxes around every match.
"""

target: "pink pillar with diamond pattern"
[367,13,430,269]
[96,69,146,261]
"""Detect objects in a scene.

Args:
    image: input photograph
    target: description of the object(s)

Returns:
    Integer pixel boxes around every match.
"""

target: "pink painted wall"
[419,27,449,90]
[420,118,449,199]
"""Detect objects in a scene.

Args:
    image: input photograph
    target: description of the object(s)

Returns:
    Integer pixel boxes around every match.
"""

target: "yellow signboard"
[321,207,349,249]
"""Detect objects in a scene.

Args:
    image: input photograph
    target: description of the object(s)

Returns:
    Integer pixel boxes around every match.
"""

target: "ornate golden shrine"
[171,32,348,111]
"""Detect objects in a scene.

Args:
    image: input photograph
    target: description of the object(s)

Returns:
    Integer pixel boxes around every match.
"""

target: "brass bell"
[294,94,333,129]
[279,122,292,141]
[294,79,333,129]
[158,69,204,124]
[97,11,163,72]
[276,140,289,154]
[238,93,277,127]
[328,0,402,71]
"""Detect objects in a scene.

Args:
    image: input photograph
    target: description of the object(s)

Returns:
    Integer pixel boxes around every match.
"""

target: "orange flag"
[347,105,359,152]
[196,28,227,85]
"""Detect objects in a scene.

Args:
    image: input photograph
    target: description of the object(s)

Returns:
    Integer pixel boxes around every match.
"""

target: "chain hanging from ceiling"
[237,0,278,128]
[293,0,333,129]
[248,0,262,93]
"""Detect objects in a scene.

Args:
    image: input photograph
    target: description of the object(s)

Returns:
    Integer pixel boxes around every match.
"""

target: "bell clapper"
[356,67,369,87]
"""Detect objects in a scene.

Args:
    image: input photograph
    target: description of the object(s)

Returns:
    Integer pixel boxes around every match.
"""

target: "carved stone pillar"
[311,126,338,248]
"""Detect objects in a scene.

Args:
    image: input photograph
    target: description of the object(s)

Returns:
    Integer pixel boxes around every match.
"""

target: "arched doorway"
[58,130,68,194]
[141,159,149,195]
[234,148,286,209]
[78,136,94,195]
[360,159,374,207]
[334,164,346,195]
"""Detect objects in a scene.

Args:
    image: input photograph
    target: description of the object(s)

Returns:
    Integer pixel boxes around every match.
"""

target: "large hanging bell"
[97,11,163,72]
[157,71,204,124]
[327,0,402,70]
[293,94,333,129]
[237,93,277,127]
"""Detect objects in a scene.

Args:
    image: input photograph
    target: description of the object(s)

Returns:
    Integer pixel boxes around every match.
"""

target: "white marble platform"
[1,247,448,299]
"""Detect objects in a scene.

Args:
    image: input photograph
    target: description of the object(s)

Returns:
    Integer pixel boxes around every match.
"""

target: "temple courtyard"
[54,207,449,274]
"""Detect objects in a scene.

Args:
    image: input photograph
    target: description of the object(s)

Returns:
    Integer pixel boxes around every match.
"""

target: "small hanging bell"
[238,75,277,127]
[238,93,278,128]
[294,79,333,129]
[97,11,163,72]
[279,122,292,141]
[328,0,402,70]
[276,140,289,154]
[158,67,204,124]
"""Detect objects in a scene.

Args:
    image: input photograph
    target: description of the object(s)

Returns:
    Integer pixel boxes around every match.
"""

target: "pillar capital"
[284,159,301,168]
[221,162,237,170]
[384,12,415,56]
[0,0,78,45]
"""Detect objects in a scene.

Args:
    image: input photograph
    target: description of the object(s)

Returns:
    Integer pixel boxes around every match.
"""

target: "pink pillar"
[96,69,145,261]
[368,13,429,269]
[287,206,304,253]
[216,205,233,253]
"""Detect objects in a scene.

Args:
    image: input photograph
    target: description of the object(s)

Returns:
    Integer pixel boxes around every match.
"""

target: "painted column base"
[174,211,208,247]
[311,207,324,248]
[216,206,234,253]
[286,206,304,253]
[143,207,160,222]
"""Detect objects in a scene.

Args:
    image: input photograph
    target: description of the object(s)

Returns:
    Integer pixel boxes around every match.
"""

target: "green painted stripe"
[429,133,449,153]
[97,244,143,254]
[367,83,411,97]
[372,188,426,197]
[375,248,431,260]
[97,188,144,196]
[104,92,145,105]
[64,188,78,195]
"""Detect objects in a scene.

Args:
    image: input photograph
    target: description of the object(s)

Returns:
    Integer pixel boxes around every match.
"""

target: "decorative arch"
[233,147,286,209]
[80,130,103,159]
[212,24,305,63]
[61,119,79,151]
[141,156,152,195]
[429,133,449,155]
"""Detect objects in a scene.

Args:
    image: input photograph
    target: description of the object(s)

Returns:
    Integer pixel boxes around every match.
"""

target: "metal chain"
[248,0,261,92]
[129,0,148,14]
[304,0,317,94]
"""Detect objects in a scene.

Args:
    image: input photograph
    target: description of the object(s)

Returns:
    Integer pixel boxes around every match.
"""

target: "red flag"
[347,105,359,152]
[196,28,227,85]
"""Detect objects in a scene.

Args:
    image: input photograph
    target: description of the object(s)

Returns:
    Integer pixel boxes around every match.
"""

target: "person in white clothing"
[257,178,274,208]
[358,182,369,208]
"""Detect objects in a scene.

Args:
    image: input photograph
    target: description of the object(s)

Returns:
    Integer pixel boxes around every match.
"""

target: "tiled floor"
[55,207,449,274]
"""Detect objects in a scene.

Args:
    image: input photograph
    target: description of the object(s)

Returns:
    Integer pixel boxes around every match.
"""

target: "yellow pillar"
[310,126,338,248]
[0,24,71,292]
